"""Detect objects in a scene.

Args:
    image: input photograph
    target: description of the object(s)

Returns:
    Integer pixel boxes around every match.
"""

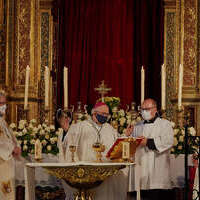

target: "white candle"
[24,65,30,110]
[35,139,42,160]
[64,67,68,108]
[44,66,49,108]
[178,64,183,110]
[161,64,166,110]
[141,66,145,104]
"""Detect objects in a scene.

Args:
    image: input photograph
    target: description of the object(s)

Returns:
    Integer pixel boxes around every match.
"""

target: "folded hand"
[125,125,134,137]
[12,146,21,158]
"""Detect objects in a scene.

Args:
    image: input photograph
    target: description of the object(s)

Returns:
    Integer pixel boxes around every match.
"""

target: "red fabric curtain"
[56,0,164,108]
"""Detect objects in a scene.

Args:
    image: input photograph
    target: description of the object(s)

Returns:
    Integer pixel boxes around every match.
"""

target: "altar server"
[64,102,128,200]
[0,89,21,200]
[126,98,174,200]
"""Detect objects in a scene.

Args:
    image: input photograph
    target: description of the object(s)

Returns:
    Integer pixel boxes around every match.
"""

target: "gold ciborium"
[69,145,76,162]
[92,142,105,162]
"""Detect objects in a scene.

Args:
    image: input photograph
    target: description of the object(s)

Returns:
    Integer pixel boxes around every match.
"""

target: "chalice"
[92,142,105,162]
[69,145,76,162]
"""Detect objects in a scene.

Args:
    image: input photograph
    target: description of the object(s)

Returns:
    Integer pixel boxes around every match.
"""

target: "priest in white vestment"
[0,90,21,200]
[126,98,174,200]
[63,102,128,200]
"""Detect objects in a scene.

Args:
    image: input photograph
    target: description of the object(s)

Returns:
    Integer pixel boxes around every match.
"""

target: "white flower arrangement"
[171,123,198,156]
[10,119,60,157]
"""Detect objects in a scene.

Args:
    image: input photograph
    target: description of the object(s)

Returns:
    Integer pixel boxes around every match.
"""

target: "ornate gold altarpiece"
[0,0,200,134]
[0,0,55,124]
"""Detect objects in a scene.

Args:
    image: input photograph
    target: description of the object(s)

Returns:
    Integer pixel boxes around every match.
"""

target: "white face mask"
[0,104,7,115]
[141,110,152,121]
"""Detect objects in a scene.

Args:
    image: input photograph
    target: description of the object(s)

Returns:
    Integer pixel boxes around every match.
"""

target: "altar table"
[24,162,140,200]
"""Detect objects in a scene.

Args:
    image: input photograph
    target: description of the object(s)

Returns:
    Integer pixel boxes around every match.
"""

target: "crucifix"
[94,80,112,102]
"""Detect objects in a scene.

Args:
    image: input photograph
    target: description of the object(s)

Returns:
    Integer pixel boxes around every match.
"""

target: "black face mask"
[96,114,107,124]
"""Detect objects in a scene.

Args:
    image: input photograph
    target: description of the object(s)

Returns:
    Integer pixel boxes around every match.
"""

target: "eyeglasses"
[140,106,156,111]
[95,111,110,117]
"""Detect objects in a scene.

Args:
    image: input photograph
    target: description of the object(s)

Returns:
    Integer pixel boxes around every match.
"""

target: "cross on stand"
[94,80,112,102]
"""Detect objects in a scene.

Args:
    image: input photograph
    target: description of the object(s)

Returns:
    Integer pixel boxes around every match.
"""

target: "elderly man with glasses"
[126,98,174,200]
[64,102,128,200]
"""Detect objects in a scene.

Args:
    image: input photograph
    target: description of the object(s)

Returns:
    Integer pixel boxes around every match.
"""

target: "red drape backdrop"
[55,0,164,109]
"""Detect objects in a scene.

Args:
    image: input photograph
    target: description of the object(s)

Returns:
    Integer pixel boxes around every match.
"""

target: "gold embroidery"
[1,181,12,194]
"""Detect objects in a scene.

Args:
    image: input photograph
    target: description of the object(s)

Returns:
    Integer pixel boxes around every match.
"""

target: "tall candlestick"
[44,66,49,108]
[64,67,68,108]
[161,64,166,110]
[141,66,145,104]
[24,65,30,110]
[178,64,183,110]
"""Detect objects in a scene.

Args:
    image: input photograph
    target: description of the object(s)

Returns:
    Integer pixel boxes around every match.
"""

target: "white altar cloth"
[17,154,193,190]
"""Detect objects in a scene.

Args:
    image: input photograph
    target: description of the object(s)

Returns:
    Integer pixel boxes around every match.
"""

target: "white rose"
[126,114,131,120]
[179,135,184,142]
[28,123,34,129]
[42,123,47,128]
[30,139,35,144]
[9,123,16,129]
[33,127,38,134]
[42,140,47,146]
[188,127,196,136]
[174,137,178,146]
[119,109,125,117]
[127,119,131,125]
[50,138,55,144]
[23,145,28,151]
[30,119,37,124]
[181,129,185,136]
[45,127,50,133]
[17,132,23,136]
[22,128,27,134]
[19,119,26,124]
[50,125,55,131]
[18,124,24,130]
[174,129,179,136]
[40,129,45,135]
[112,113,118,119]
[24,140,27,145]
[119,117,126,126]
[47,145,52,151]
[45,134,50,140]
[38,124,42,129]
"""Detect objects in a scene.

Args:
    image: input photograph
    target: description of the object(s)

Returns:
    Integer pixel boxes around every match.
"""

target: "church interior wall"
[0,0,200,135]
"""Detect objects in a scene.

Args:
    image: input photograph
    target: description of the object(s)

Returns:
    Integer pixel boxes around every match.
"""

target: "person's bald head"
[141,98,157,119]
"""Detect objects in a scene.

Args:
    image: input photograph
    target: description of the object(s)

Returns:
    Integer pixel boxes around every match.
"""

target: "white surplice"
[63,119,128,200]
[133,117,174,190]
[0,117,17,200]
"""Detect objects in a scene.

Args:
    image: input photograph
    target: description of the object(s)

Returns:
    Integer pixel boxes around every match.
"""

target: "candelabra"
[23,106,30,121]
[176,106,184,128]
